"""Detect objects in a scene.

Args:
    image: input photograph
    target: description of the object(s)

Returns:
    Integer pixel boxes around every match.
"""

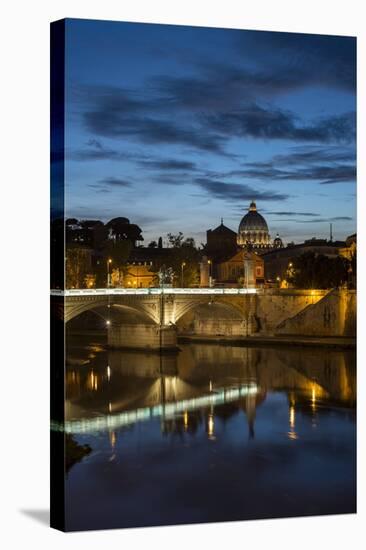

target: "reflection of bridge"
[62,342,355,436]
[60,383,258,434]
[51,287,355,347]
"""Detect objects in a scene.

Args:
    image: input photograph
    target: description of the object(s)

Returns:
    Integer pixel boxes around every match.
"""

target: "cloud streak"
[194,177,289,202]
[202,107,355,144]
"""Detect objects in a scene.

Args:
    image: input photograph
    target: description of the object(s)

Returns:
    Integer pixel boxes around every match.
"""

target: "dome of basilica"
[237,201,271,248]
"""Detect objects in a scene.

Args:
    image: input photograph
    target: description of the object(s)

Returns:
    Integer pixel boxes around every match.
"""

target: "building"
[201,202,275,288]
[339,233,356,261]
[200,250,264,288]
[122,247,176,288]
[206,220,238,258]
[237,201,272,250]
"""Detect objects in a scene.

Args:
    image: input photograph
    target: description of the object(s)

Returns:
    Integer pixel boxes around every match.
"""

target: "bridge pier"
[108,323,178,350]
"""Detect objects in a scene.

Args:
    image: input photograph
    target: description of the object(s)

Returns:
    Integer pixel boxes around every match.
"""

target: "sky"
[63,18,356,245]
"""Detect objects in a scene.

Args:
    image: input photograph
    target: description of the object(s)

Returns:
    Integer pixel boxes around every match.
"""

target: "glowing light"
[108,259,112,264]
[106,320,111,326]
[288,405,298,440]
[88,370,98,391]
[289,406,295,429]
[183,411,188,430]
[311,384,317,412]
[108,402,112,413]
[208,413,215,439]
[109,431,116,449]
[107,365,111,381]
[209,380,213,392]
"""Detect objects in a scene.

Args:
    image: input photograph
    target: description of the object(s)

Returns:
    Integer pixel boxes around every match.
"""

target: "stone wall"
[275,290,356,337]
[108,324,177,349]
[253,290,327,334]
[193,318,247,336]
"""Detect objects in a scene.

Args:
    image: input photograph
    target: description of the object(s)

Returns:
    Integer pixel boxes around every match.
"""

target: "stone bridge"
[51,287,355,348]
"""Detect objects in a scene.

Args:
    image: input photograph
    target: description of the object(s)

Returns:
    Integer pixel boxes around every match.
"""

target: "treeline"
[288,252,356,289]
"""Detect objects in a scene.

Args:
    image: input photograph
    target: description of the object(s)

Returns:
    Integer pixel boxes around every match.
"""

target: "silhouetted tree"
[151,233,200,287]
[289,252,350,289]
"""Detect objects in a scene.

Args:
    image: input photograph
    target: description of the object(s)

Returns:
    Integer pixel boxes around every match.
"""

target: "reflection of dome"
[273,233,284,248]
[237,201,271,248]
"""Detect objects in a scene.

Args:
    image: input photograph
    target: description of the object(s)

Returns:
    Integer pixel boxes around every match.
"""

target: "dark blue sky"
[64,18,356,245]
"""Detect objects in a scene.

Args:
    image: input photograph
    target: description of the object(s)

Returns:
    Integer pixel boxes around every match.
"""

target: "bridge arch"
[65,297,158,325]
[174,297,246,324]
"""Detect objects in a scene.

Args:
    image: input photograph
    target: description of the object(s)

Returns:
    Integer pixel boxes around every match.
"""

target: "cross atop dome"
[249,201,257,212]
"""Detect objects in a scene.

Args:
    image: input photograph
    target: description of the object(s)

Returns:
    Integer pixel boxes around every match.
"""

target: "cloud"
[88,177,132,191]
[212,144,356,185]
[80,86,227,154]
[268,145,356,166]
[266,211,320,217]
[69,141,129,161]
[154,32,356,111]
[194,177,289,202]
[137,159,198,171]
[85,111,225,153]
[149,172,194,185]
[202,106,355,143]
[235,31,356,93]
[275,216,353,223]
[98,177,132,187]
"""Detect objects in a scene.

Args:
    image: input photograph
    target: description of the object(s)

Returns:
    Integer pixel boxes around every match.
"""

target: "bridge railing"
[51,287,258,297]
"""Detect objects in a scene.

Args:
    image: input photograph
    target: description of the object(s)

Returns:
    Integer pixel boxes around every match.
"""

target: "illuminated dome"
[237,201,271,248]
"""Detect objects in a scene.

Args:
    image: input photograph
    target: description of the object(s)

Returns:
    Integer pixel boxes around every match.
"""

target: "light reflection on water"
[64,337,356,531]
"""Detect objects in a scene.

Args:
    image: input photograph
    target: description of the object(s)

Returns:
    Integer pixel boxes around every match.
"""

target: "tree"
[66,247,92,288]
[167,232,184,248]
[151,233,200,287]
[289,252,350,289]
[93,239,133,287]
[148,240,157,248]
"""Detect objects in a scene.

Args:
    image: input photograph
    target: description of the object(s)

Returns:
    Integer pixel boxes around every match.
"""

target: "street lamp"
[208,259,212,288]
[181,261,186,288]
[107,258,112,287]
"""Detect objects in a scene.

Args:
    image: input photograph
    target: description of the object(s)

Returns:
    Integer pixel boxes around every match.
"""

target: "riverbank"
[178,334,356,349]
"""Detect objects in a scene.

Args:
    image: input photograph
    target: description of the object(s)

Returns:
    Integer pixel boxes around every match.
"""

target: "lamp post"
[181,261,186,288]
[107,258,112,287]
[208,259,212,288]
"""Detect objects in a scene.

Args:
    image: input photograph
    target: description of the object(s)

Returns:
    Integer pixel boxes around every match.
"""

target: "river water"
[64,335,356,531]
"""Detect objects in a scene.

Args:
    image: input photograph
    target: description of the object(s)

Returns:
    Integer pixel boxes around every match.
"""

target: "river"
[64,335,356,531]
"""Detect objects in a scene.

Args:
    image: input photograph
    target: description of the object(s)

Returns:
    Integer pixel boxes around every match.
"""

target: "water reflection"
[64,338,356,530]
[65,340,356,436]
